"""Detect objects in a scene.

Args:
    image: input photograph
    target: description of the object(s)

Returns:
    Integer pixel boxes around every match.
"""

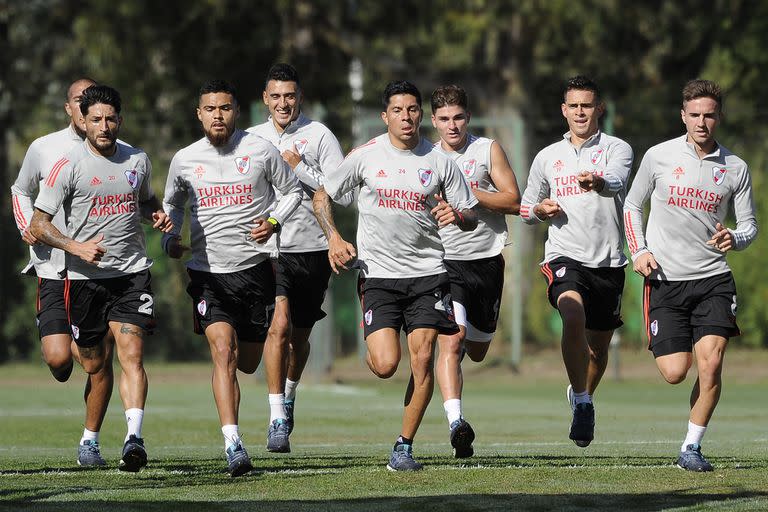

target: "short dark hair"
[265,63,300,89]
[563,75,600,102]
[199,79,239,105]
[382,80,422,108]
[682,79,722,112]
[431,85,468,113]
[79,85,121,116]
[67,78,97,101]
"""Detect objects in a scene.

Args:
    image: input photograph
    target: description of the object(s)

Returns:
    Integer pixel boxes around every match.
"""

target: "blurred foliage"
[1,0,766,363]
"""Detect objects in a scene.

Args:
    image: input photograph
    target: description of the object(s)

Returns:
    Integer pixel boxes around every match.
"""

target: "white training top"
[162,129,303,273]
[436,134,507,260]
[325,133,478,279]
[248,114,353,253]
[624,135,757,281]
[35,141,155,280]
[520,130,633,268]
[11,125,82,279]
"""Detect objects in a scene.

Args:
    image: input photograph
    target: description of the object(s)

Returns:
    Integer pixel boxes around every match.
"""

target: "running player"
[10,78,116,467]
[248,63,354,452]
[163,80,302,476]
[624,79,757,471]
[520,76,633,447]
[31,85,173,472]
[430,84,521,458]
[324,80,478,471]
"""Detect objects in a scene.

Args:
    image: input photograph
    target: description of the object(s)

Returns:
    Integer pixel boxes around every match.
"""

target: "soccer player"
[324,80,478,471]
[624,79,757,472]
[248,63,354,452]
[30,85,173,472]
[163,80,302,476]
[520,76,633,447]
[10,78,116,467]
[430,84,521,458]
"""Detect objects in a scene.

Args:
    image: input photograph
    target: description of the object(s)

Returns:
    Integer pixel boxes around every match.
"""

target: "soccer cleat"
[226,443,254,477]
[284,399,294,435]
[569,402,595,447]
[449,418,475,458]
[386,443,423,472]
[119,435,147,472]
[266,419,291,453]
[676,443,714,472]
[77,440,106,467]
[566,384,576,412]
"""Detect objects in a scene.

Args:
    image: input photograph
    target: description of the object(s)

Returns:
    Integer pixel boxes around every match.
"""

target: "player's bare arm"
[139,196,173,232]
[312,186,356,273]
[577,171,605,192]
[706,222,734,253]
[473,141,521,214]
[430,193,478,231]
[532,198,562,219]
[30,208,106,264]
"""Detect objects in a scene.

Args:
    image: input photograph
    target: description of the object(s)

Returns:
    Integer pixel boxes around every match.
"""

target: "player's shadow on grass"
[3,492,768,512]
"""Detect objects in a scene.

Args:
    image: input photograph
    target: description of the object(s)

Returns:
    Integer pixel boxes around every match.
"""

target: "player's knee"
[438,335,462,358]
[589,344,609,363]
[80,357,106,375]
[267,316,291,343]
[411,346,434,373]
[44,352,72,372]
[208,337,237,365]
[660,367,687,384]
[368,355,398,378]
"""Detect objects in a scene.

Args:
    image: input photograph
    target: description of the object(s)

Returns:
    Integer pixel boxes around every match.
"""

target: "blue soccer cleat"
[386,443,423,472]
[77,440,106,468]
[676,444,714,472]
[266,419,291,453]
[226,443,254,477]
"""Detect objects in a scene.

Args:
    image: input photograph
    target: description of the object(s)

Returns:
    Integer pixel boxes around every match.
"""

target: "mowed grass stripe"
[1,357,767,511]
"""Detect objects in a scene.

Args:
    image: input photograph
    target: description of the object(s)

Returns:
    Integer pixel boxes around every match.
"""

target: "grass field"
[1,349,767,511]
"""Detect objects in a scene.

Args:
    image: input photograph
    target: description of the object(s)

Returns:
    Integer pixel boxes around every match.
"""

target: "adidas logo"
[376,169,387,178]
[673,166,685,180]
[90,176,102,186]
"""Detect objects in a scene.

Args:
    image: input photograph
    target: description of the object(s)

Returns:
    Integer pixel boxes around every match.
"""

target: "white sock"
[269,393,287,423]
[443,398,462,426]
[125,408,144,442]
[222,424,241,451]
[681,421,707,452]
[80,428,99,445]
[285,379,299,402]
[573,390,591,405]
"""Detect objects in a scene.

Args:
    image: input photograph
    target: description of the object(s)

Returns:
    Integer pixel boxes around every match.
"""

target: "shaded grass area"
[1,355,767,511]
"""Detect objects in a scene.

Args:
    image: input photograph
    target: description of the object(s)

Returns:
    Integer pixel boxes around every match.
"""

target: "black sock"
[395,436,413,448]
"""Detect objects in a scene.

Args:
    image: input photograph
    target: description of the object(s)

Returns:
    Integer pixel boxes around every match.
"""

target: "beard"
[205,125,233,147]
[87,132,117,154]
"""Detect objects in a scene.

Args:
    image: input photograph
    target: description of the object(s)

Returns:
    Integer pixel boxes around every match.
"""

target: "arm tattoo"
[31,209,74,252]
[120,323,143,337]
[312,187,339,239]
